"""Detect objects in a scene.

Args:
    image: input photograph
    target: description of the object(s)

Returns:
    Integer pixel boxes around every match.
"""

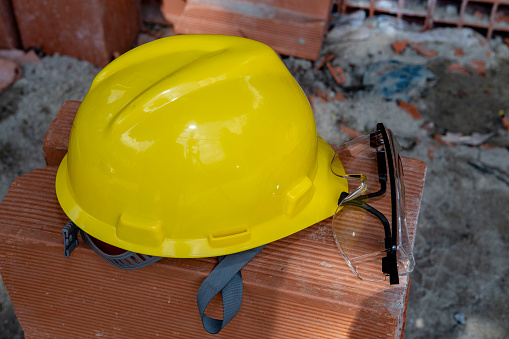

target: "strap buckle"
[63,220,79,257]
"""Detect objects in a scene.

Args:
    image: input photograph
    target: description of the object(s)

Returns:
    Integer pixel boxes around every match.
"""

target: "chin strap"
[63,221,265,334]
[197,245,265,334]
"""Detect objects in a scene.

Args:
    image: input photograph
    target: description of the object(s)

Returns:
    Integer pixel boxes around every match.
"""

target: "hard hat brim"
[56,137,348,258]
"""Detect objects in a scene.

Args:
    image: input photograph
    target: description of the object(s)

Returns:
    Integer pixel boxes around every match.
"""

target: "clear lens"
[331,133,377,177]
[332,203,389,281]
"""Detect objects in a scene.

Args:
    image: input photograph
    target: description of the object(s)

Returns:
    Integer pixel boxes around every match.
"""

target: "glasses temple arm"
[362,149,387,200]
[339,197,400,284]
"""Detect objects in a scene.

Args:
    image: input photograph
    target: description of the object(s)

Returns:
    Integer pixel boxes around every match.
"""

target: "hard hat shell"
[56,35,347,258]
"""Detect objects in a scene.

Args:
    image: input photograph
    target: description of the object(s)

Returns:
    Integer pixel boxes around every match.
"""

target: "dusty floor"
[1,14,509,339]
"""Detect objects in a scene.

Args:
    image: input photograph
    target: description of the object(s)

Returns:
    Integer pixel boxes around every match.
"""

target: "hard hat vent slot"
[208,227,251,248]
[116,212,165,247]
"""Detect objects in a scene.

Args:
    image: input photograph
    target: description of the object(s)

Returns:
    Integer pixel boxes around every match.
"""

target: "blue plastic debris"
[363,60,436,101]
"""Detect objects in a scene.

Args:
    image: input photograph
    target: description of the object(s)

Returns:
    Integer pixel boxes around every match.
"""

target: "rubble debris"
[333,91,346,101]
[326,62,346,86]
[502,117,509,131]
[454,48,466,56]
[469,59,486,76]
[362,60,436,101]
[447,63,470,75]
[454,312,467,326]
[314,54,335,70]
[392,40,409,54]
[439,132,495,146]
[433,134,455,146]
[397,100,422,119]
[427,148,435,160]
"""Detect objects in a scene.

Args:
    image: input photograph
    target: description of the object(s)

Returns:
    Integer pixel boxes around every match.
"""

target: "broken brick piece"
[397,100,422,120]
[474,11,483,20]
[447,63,470,75]
[315,88,328,101]
[0,58,21,92]
[469,59,486,77]
[454,48,465,56]
[0,0,20,49]
[504,38,509,48]
[333,91,346,101]
[411,43,437,58]
[12,0,141,67]
[502,117,509,132]
[314,54,335,70]
[392,40,409,54]
[326,62,347,86]
[433,134,455,147]
[427,149,435,160]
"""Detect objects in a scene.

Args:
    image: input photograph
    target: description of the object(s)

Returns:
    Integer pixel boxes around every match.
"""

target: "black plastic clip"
[63,220,79,257]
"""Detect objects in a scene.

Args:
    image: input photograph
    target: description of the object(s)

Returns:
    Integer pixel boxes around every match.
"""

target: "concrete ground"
[0,16,508,339]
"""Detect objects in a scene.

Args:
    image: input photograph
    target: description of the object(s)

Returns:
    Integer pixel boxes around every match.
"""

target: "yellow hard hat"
[56,35,347,258]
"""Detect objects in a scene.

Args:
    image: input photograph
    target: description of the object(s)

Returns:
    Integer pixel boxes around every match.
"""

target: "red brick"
[43,100,80,166]
[0,0,21,49]
[12,0,141,67]
[0,101,427,338]
[170,0,332,61]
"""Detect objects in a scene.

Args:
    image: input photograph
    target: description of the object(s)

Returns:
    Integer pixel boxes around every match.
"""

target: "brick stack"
[0,101,427,338]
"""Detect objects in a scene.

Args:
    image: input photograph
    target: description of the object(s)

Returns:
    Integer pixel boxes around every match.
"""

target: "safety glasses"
[331,123,414,284]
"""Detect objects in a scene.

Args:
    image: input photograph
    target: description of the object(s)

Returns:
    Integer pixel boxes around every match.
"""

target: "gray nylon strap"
[197,245,265,334]
[80,229,162,270]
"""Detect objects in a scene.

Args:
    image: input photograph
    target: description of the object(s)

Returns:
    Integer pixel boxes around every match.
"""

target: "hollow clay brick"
[12,0,141,67]
[169,0,333,61]
[0,0,21,49]
[0,101,427,338]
